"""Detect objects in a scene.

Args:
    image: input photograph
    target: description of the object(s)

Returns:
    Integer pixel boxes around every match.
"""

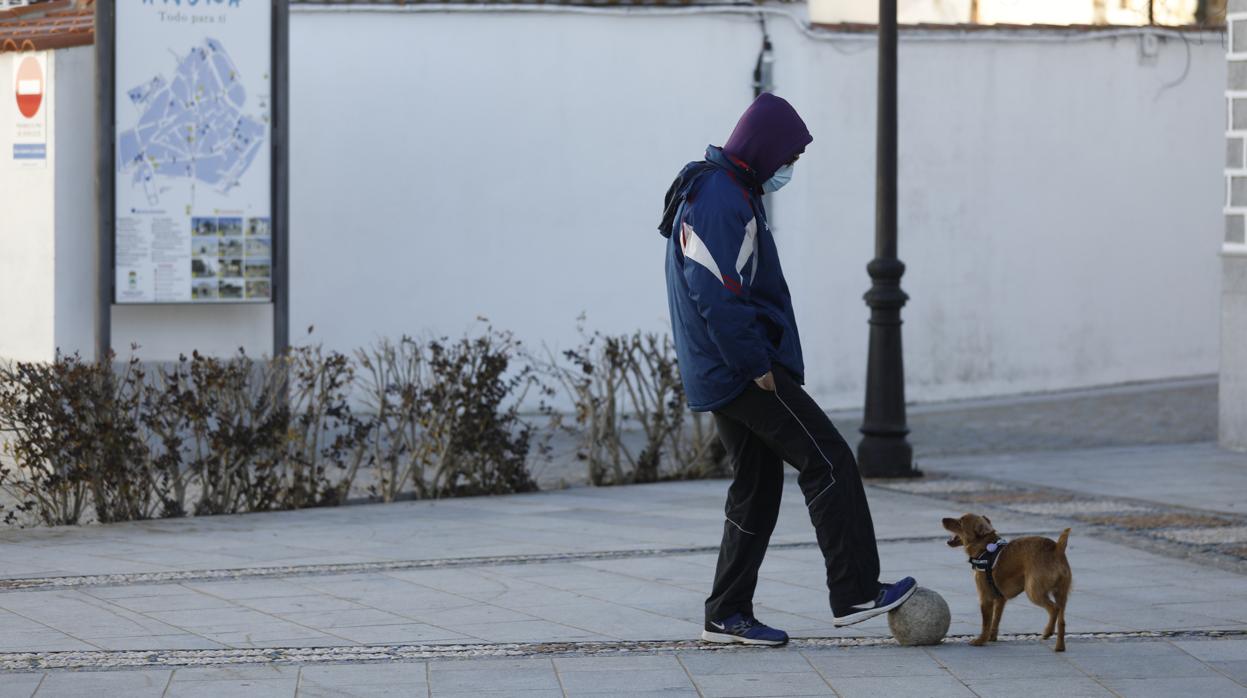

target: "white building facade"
[0,3,1228,415]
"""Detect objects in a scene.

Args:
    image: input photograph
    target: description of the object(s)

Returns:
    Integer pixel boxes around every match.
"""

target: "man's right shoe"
[701,613,789,646]
[832,577,917,627]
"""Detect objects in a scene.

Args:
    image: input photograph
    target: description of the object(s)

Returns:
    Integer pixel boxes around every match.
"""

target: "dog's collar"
[969,538,1007,570]
[969,538,1008,596]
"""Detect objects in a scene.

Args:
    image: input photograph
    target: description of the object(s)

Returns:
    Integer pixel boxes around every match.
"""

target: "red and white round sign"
[15,55,44,119]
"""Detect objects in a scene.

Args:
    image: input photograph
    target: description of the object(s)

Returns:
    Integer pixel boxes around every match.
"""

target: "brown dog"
[942,514,1073,651]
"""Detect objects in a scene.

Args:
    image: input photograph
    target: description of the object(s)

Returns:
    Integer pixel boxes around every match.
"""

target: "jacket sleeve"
[678,198,772,381]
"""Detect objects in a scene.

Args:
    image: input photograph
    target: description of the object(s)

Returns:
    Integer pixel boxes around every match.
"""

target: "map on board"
[116,38,266,206]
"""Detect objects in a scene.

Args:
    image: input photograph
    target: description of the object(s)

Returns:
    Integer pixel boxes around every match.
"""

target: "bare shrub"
[356,327,543,500]
[541,320,726,485]
[0,344,372,526]
[281,339,373,508]
[151,350,287,516]
[0,317,715,528]
[355,335,431,501]
[424,329,542,497]
[0,353,133,525]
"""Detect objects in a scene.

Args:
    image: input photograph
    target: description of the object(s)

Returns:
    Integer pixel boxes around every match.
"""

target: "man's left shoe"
[831,577,917,627]
[701,613,789,646]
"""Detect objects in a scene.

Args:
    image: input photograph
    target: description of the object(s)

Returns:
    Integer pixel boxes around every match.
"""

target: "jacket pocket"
[758,313,784,349]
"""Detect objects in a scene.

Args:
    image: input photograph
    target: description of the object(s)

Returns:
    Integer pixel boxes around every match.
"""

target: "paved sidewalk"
[537,377,1218,488]
[926,442,1247,515]
[838,376,1218,458]
[1,442,1245,696]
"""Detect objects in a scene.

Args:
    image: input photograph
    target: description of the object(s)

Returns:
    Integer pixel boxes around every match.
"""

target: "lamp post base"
[858,257,920,479]
[857,433,920,479]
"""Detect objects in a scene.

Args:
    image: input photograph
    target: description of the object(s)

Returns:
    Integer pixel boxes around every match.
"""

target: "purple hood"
[722,93,813,183]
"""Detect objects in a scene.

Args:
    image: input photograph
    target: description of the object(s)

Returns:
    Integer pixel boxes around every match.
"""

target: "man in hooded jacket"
[660,93,916,646]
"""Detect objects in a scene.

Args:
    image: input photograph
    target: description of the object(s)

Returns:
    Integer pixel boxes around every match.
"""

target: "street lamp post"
[858,0,919,478]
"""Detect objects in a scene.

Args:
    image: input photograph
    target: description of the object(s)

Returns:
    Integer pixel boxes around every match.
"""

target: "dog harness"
[969,538,1008,597]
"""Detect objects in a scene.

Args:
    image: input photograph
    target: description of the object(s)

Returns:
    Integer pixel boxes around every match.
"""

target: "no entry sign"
[15,54,43,118]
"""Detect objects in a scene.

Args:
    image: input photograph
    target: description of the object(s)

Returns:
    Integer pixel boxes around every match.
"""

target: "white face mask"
[763,163,794,193]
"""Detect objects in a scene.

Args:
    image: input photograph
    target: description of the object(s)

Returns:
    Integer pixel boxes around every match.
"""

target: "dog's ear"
[984,516,991,525]
[972,517,994,538]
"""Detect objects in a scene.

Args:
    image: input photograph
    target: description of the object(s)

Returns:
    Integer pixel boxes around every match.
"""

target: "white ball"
[887,587,951,646]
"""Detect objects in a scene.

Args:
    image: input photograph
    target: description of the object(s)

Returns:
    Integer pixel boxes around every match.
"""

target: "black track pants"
[704,367,881,622]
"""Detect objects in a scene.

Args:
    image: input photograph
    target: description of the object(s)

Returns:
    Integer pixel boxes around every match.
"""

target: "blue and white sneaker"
[832,577,918,627]
[701,613,789,646]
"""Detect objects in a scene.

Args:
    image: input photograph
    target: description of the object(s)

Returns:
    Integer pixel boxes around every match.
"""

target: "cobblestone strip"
[871,473,1247,571]
[0,533,1003,593]
[2,630,1244,672]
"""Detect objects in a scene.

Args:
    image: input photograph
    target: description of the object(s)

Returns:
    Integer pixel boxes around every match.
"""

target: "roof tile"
[0,0,93,53]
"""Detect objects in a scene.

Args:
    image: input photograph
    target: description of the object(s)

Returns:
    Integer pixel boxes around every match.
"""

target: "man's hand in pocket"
[754,371,776,392]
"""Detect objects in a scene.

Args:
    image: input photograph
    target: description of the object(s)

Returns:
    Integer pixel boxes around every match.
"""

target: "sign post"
[272,0,288,357]
[96,1,114,363]
[97,0,288,359]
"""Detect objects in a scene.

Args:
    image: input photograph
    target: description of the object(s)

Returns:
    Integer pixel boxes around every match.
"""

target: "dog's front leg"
[970,600,993,646]
[988,597,1005,642]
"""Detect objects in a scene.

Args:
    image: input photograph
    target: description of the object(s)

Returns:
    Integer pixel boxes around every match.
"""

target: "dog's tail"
[1056,528,1071,554]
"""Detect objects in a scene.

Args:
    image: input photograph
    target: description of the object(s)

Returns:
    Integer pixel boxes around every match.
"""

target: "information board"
[113,1,272,304]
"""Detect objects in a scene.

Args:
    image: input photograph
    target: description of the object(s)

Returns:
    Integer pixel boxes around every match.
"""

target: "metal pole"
[94,0,114,364]
[272,0,290,357]
[858,0,918,478]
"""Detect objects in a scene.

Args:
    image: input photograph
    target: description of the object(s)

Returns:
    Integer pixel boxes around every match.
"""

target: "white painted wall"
[5,12,1224,411]
[287,10,1224,408]
[0,50,56,362]
[779,28,1224,404]
[51,47,97,360]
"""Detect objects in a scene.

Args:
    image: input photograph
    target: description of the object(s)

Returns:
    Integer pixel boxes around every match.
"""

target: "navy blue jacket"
[661,146,805,412]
